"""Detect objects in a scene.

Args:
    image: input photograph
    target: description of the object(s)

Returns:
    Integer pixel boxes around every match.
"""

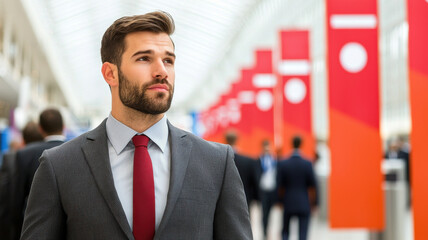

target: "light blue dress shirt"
[106,114,171,230]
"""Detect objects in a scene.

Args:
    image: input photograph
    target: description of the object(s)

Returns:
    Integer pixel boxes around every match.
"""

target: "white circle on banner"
[229,110,241,124]
[256,90,273,111]
[228,99,241,124]
[284,78,307,104]
[339,42,368,73]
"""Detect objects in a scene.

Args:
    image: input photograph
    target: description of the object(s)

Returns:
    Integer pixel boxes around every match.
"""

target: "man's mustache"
[143,78,173,91]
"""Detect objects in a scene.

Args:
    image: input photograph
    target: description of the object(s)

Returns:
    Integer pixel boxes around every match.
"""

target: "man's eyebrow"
[131,50,152,58]
[166,51,176,59]
[131,50,176,59]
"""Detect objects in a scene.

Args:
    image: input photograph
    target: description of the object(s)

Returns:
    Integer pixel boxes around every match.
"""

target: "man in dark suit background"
[13,108,65,239]
[0,121,43,240]
[225,130,257,211]
[385,137,410,183]
[21,12,252,240]
[385,137,411,206]
[277,136,317,240]
[256,139,277,239]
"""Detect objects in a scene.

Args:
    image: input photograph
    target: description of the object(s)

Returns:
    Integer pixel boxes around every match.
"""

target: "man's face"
[118,32,175,115]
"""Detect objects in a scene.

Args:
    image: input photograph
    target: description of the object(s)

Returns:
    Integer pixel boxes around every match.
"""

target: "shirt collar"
[142,115,169,153]
[44,135,66,142]
[292,149,301,156]
[106,113,169,154]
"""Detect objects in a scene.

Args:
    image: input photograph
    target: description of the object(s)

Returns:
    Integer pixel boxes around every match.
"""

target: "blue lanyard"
[261,155,275,171]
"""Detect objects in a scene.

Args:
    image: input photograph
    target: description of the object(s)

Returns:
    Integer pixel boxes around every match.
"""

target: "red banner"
[407,0,428,239]
[279,30,315,160]
[201,68,257,154]
[251,50,276,156]
[236,69,268,157]
[220,50,276,158]
[327,0,384,228]
[201,99,223,142]
[204,83,241,143]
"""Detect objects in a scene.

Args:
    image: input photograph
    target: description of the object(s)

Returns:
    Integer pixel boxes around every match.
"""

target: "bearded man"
[21,11,252,240]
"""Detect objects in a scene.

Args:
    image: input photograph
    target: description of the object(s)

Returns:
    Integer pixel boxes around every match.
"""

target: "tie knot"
[132,135,149,148]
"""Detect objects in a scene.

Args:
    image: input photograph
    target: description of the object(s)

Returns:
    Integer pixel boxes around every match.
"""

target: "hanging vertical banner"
[235,68,259,157]
[326,0,384,228]
[213,94,231,143]
[279,30,315,159]
[200,101,220,142]
[251,49,276,155]
[407,0,428,239]
[212,86,240,144]
[225,82,242,132]
[199,110,211,139]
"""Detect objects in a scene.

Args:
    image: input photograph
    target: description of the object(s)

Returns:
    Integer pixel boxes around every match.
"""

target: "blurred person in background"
[385,136,411,207]
[13,108,65,239]
[0,121,43,240]
[256,139,277,239]
[20,11,251,240]
[21,122,45,146]
[384,137,410,183]
[225,130,258,212]
[7,140,24,154]
[277,135,317,240]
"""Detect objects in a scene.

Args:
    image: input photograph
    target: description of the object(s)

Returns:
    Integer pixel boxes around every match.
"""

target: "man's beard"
[118,68,174,115]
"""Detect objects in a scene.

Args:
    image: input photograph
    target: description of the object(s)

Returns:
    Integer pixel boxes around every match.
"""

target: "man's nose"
[152,59,168,79]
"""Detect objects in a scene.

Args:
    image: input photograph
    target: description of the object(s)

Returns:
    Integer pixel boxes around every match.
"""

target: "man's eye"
[137,56,149,61]
[164,58,174,64]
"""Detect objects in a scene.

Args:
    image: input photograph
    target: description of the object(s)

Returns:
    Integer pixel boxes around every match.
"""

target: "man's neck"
[111,107,164,133]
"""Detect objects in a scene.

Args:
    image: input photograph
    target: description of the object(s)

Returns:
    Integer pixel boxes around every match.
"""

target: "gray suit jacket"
[14,140,65,236]
[21,120,252,240]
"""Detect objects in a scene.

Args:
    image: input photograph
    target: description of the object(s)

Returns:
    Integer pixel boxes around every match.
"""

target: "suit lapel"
[82,120,134,240]
[155,122,192,237]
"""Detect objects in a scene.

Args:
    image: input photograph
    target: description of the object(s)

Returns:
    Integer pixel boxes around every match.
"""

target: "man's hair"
[39,108,64,135]
[225,131,238,146]
[101,11,175,66]
[22,121,44,144]
[292,135,302,149]
[262,139,270,148]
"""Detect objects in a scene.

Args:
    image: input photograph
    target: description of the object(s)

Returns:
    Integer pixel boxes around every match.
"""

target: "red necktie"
[132,135,155,240]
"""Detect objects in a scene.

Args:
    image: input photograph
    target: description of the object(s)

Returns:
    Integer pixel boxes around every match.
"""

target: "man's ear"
[102,62,119,87]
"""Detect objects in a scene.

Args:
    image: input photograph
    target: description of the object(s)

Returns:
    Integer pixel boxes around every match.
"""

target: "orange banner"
[407,0,428,239]
[327,0,384,228]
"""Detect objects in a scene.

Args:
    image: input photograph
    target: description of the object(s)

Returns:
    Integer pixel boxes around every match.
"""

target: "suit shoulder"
[190,132,230,152]
[17,142,45,155]
[42,132,89,159]
[172,126,227,148]
[235,153,255,162]
[172,126,232,160]
[296,156,313,168]
[301,156,313,165]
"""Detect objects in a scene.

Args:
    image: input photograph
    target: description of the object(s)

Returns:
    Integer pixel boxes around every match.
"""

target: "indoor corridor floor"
[250,203,414,240]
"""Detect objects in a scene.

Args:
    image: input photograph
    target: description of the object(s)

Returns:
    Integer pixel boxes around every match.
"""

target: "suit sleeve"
[213,145,253,240]
[307,162,318,206]
[20,152,66,240]
[13,150,31,237]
